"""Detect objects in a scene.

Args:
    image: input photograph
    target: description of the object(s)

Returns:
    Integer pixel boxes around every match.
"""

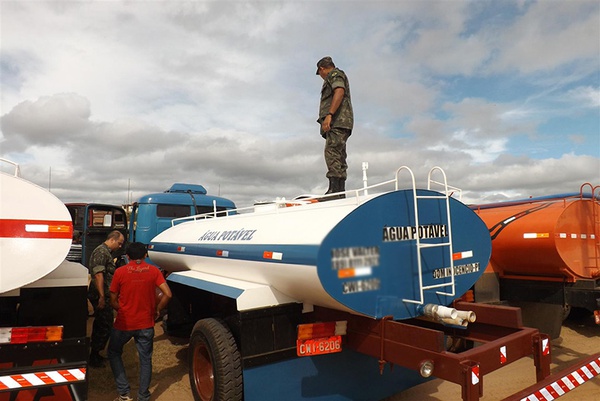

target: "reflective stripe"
[0,219,72,239]
[0,368,86,391]
[519,356,600,401]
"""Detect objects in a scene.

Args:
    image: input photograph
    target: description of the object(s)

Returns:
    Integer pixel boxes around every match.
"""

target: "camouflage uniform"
[87,243,117,355]
[318,68,353,179]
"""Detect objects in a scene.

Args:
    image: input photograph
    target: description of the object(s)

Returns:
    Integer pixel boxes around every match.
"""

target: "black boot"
[325,177,335,194]
[335,178,346,199]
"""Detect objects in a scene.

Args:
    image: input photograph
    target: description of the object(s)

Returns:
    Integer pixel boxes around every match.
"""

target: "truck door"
[66,204,128,267]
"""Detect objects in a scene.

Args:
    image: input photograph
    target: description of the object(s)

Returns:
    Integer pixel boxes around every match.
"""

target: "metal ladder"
[580,183,600,274]
[396,166,456,305]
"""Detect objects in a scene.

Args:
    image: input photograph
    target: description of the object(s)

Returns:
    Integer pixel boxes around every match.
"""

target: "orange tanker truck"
[472,183,600,338]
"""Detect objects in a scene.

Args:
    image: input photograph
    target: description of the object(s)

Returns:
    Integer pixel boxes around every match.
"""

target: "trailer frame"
[309,301,553,401]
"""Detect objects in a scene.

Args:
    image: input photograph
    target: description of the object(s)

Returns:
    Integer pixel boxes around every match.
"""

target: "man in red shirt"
[108,242,172,401]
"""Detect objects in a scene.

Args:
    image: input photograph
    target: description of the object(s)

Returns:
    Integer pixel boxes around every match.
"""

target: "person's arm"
[94,272,106,309]
[155,282,172,320]
[110,291,119,310]
[322,87,345,132]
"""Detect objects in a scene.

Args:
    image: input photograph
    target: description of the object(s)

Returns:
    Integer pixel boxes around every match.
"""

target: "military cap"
[316,56,335,74]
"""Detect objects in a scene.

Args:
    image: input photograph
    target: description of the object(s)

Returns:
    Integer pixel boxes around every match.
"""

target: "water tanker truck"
[0,158,88,401]
[148,166,600,401]
[473,184,600,338]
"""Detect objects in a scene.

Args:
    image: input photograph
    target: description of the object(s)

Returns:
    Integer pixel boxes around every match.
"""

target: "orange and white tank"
[474,184,600,281]
[0,159,73,293]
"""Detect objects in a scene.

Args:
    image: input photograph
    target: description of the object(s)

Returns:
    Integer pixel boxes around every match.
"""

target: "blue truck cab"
[129,183,236,244]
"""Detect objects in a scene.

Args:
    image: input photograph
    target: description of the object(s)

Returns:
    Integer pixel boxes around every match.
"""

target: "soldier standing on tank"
[316,56,354,197]
[87,230,124,367]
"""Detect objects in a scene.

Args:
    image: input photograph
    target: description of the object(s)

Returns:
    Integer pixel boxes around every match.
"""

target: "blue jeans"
[108,327,154,401]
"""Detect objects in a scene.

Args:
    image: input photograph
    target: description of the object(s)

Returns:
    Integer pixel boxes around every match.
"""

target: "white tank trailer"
[149,168,491,322]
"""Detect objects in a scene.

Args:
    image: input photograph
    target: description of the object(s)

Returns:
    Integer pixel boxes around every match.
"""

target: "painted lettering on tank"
[382,224,448,241]
[198,228,257,241]
[342,278,381,294]
[432,262,480,279]
[331,246,380,270]
[198,230,220,241]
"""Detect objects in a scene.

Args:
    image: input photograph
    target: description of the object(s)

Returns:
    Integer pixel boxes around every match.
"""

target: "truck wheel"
[189,318,243,401]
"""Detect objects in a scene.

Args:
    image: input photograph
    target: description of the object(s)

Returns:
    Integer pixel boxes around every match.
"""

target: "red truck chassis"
[311,301,599,401]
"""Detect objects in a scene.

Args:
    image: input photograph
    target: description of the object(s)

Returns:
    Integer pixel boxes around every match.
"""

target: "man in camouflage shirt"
[87,230,124,367]
[316,56,354,197]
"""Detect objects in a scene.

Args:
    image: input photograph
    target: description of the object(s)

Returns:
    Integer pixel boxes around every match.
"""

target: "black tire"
[189,318,243,401]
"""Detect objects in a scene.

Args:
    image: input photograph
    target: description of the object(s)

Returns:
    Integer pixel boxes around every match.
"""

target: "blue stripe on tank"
[150,242,319,266]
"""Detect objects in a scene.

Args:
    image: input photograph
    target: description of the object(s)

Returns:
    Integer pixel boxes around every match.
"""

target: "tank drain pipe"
[418,304,476,327]
[420,304,458,320]
[455,310,476,323]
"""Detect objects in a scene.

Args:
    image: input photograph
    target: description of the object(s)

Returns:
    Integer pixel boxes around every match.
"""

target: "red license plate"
[296,335,342,356]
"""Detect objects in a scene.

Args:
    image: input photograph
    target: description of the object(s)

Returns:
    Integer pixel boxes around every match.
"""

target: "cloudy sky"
[1,0,599,208]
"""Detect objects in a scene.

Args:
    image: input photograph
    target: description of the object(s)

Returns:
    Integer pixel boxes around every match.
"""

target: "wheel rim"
[193,341,215,401]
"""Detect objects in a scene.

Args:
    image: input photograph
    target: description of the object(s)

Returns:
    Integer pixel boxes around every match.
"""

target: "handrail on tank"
[427,166,448,193]
[394,165,416,191]
[579,182,600,201]
[0,158,21,177]
[473,190,596,211]
[171,173,406,226]
[428,166,463,200]
[171,165,458,227]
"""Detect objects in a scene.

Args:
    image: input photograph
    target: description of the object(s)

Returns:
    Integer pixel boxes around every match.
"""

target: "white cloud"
[1,94,90,150]
[428,129,508,164]
[567,86,600,108]
[1,0,598,208]
[491,1,600,74]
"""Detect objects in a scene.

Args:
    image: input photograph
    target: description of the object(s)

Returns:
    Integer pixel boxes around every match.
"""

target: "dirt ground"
[88,313,599,401]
